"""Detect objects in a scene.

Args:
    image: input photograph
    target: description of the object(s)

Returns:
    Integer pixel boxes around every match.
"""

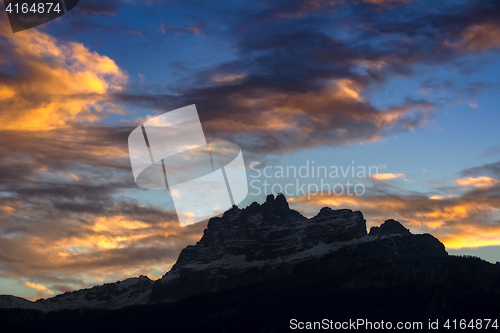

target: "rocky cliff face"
[170,194,367,269]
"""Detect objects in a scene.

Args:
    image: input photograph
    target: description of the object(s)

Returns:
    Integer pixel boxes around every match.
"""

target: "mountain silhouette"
[1,194,499,332]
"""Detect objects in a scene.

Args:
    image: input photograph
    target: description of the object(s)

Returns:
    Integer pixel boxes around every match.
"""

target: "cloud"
[2,0,500,299]
[120,80,434,157]
[0,19,127,131]
[272,1,343,19]
[212,73,247,84]
[25,282,54,300]
[170,23,204,35]
[371,173,406,180]
[76,0,121,15]
[291,189,500,249]
[480,146,500,158]
[158,23,204,35]
[116,0,500,157]
[454,23,500,52]
[454,176,500,189]
[0,15,205,296]
[0,191,207,286]
[461,161,500,178]
[428,180,445,185]
[0,14,131,187]
[289,169,500,250]
[429,194,456,200]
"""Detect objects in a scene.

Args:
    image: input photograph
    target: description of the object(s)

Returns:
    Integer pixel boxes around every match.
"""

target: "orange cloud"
[453,176,500,189]
[25,282,54,300]
[289,184,500,250]
[429,194,456,200]
[212,73,247,84]
[0,202,207,297]
[0,18,200,299]
[186,24,203,34]
[0,19,127,131]
[371,173,405,180]
[204,78,431,144]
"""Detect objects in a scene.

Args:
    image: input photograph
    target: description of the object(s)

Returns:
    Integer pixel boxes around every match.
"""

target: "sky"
[0,0,500,300]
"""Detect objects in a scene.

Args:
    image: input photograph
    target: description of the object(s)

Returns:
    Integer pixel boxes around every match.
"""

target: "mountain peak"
[263,192,290,211]
[369,219,411,236]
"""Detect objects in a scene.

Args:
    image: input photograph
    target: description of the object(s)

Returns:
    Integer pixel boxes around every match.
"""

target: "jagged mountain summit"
[0,194,447,311]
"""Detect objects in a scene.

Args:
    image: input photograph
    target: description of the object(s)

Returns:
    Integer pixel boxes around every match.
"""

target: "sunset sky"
[1,0,500,300]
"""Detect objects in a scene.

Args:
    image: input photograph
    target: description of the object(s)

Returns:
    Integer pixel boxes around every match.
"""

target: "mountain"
[1,194,499,332]
[149,194,446,303]
[0,276,153,312]
[0,193,441,310]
